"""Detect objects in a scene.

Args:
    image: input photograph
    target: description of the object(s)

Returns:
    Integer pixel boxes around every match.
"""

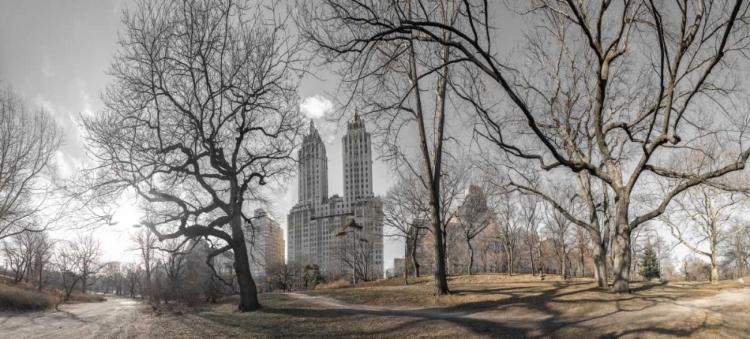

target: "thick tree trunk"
[612,221,632,293]
[592,239,608,288]
[230,212,261,312]
[413,254,421,278]
[430,205,450,295]
[233,243,261,311]
[529,242,536,276]
[506,248,514,276]
[710,253,719,284]
[410,235,421,278]
[403,243,409,284]
[467,240,474,276]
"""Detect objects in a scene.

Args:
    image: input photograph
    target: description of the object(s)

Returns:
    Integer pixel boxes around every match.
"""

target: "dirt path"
[0,296,150,339]
[288,288,750,338]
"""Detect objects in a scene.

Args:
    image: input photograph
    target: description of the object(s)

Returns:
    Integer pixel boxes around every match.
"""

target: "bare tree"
[0,86,63,240]
[456,183,493,275]
[130,227,158,299]
[55,234,102,299]
[55,244,79,299]
[724,224,750,279]
[482,160,614,286]
[573,226,589,277]
[299,0,467,295]
[438,161,471,272]
[267,262,294,292]
[31,232,55,291]
[299,0,750,293]
[124,263,142,298]
[100,262,123,295]
[546,206,574,279]
[3,231,37,283]
[76,234,101,294]
[495,192,521,275]
[335,219,377,283]
[519,194,542,276]
[383,172,429,280]
[155,238,196,303]
[79,0,304,311]
[662,185,741,283]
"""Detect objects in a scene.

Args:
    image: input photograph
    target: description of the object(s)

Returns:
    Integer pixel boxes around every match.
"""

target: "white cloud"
[41,58,54,78]
[300,95,333,119]
[80,89,95,116]
[55,151,76,178]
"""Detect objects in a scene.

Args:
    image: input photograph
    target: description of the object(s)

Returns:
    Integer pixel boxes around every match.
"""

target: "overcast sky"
[0,0,407,269]
[0,1,702,275]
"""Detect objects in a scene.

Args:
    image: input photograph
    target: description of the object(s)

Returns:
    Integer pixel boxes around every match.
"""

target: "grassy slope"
[0,277,106,312]
[0,282,59,311]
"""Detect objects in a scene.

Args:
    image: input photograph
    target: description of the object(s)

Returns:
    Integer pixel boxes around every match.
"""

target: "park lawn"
[145,274,749,338]
[307,274,745,315]
[146,293,488,338]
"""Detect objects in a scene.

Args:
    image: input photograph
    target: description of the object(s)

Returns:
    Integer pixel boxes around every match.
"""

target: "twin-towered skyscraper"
[287,113,384,280]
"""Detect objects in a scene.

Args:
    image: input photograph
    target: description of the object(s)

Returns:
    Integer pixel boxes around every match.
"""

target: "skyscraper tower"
[287,114,383,280]
[343,112,373,204]
[297,121,328,206]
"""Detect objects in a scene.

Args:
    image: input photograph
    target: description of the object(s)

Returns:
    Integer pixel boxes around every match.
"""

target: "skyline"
[0,0,707,271]
[288,112,384,279]
[1,0,748,335]
[0,0,399,269]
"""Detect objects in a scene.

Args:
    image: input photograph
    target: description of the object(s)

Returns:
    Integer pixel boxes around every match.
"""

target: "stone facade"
[287,113,384,280]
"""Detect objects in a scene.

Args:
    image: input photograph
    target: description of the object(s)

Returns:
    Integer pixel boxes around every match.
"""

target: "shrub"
[0,283,60,311]
[66,292,106,303]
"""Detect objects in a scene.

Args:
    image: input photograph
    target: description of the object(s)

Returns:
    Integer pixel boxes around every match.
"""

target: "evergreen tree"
[640,242,661,281]
[302,264,325,289]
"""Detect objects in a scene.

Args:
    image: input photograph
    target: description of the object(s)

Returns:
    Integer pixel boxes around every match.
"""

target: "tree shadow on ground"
[191,282,729,338]
[629,281,668,293]
[55,308,90,324]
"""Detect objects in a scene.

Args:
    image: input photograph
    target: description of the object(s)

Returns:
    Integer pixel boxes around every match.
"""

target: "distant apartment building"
[245,208,285,281]
[287,113,384,280]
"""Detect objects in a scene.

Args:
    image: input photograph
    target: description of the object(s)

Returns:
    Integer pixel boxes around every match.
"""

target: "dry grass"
[315,278,351,290]
[0,277,107,312]
[307,274,744,312]
[143,275,750,338]
[306,274,582,309]
[66,291,107,303]
[147,293,491,338]
[0,282,60,311]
